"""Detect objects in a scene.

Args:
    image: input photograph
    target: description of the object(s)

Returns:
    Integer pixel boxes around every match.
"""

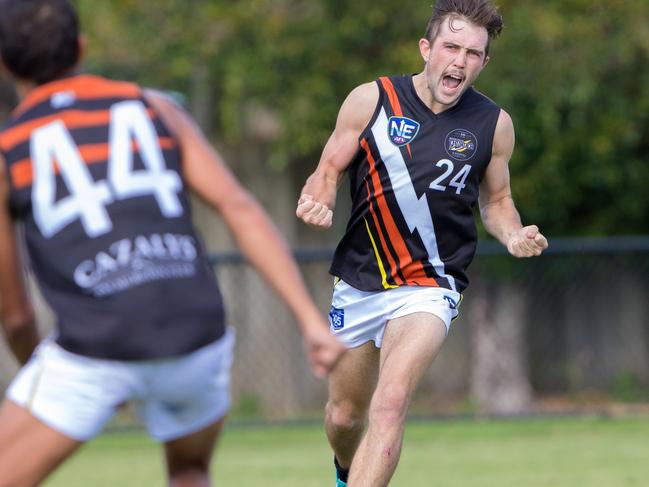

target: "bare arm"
[479,110,548,257]
[144,90,344,377]
[0,154,39,364]
[296,82,379,228]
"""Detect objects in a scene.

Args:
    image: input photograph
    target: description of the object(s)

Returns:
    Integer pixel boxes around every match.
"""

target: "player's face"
[419,16,490,112]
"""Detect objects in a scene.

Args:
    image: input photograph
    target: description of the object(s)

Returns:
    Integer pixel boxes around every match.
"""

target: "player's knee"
[369,386,410,427]
[326,400,366,432]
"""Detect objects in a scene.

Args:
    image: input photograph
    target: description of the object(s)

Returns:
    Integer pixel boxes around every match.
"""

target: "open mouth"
[442,74,463,90]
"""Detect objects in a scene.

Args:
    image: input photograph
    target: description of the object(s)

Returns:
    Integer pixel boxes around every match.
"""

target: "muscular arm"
[144,90,344,377]
[479,110,548,257]
[0,154,38,364]
[296,82,378,228]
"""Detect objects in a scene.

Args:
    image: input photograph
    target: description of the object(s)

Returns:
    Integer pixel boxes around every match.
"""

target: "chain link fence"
[1,237,648,424]
[214,236,649,419]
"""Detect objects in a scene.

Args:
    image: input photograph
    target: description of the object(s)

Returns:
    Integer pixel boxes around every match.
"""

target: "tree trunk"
[469,275,533,415]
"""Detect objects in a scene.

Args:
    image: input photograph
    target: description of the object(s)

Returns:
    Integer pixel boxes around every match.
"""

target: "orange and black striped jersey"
[330,75,501,293]
[0,74,225,360]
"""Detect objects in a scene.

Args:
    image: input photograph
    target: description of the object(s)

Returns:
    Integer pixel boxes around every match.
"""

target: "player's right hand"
[296,194,333,229]
[302,323,346,378]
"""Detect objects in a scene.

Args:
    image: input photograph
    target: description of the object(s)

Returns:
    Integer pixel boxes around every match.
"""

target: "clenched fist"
[296,194,333,229]
[507,225,548,257]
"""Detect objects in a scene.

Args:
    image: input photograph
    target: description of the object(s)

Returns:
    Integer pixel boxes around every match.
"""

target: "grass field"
[44,416,649,486]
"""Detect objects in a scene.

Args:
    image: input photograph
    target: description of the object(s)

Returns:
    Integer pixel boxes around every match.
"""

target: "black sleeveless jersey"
[0,74,225,360]
[330,75,501,293]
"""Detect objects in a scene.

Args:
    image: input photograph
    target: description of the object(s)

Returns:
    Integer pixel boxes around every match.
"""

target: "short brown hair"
[424,0,503,56]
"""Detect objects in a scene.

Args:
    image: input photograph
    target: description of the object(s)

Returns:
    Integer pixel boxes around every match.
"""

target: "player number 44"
[31,100,183,239]
[429,159,472,195]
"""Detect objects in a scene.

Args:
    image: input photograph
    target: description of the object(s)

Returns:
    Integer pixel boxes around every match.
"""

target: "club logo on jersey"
[329,306,345,330]
[388,116,420,147]
[51,90,76,109]
[445,129,477,161]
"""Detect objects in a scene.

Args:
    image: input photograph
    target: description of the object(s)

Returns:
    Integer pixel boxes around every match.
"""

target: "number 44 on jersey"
[31,100,183,239]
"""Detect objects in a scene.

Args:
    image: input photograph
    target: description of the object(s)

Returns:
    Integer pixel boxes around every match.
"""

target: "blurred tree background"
[2,0,648,240]
[1,0,648,416]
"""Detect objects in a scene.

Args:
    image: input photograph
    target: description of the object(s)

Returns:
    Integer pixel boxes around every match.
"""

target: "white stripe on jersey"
[371,108,457,291]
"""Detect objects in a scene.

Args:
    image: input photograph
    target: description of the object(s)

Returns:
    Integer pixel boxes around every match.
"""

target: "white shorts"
[329,280,461,348]
[6,327,235,442]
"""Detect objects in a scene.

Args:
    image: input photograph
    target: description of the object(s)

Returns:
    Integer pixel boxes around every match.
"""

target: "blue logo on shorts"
[388,116,420,146]
[443,295,458,309]
[329,307,345,330]
[163,401,188,415]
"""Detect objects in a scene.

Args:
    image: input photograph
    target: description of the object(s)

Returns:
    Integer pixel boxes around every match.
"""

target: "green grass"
[45,416,649,486]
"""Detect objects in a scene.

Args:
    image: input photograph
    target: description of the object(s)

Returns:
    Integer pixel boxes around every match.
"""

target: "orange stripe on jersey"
[10,137,176,189]
[14,75,140,118]
[363,178,402,287]
[379,77,413,159]
[10,162,33,190]
[403,263,439,287]
[379,77,404,117]
[0,108,157,152]
[361,138,439,288]
[361,138,407,285]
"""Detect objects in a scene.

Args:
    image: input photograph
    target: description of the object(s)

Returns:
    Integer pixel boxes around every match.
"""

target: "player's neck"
[14,80,37,101]
[412,71,459,115]
[15,67,82,100]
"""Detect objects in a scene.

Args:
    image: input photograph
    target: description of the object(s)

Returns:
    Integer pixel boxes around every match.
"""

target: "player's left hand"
[507,225,548,257]
[302,324,346,379]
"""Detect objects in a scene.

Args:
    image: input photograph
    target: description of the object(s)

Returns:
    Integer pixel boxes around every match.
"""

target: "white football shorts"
[328,279,461,348]
[6,327,235,442]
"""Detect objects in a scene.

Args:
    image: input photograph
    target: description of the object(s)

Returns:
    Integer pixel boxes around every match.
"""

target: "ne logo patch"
[388,116,420,147]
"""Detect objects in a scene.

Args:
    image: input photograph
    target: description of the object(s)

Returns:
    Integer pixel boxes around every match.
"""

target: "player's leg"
[0,339,136,486]
[163,417,225,487]
[325,280,386,485]
[143,329,235,487]
[0,399,82,486]
[325,341,379,475]
[348,312,447,487]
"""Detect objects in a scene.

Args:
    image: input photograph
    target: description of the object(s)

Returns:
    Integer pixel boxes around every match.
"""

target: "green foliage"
[76,0,649,235]
[610,370,649,403]
[480,0,649,235]
[232,392,263,418]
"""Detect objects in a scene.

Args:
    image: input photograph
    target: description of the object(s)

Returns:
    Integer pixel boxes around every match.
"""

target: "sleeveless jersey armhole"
[140,90,178,138]
[478,108,505,181]
[357,80,386,145]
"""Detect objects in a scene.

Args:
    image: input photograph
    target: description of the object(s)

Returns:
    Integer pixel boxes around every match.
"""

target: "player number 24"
[31,100,183,239]
[429,159,472,195]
